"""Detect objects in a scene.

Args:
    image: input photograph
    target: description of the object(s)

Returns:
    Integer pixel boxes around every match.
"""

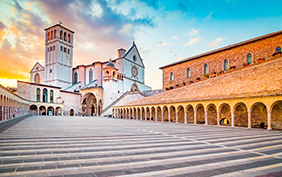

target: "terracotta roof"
[118,57,282,107]
[160,30,282,69]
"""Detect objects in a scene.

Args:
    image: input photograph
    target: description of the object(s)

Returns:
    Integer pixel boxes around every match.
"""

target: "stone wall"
[162,32,282,90]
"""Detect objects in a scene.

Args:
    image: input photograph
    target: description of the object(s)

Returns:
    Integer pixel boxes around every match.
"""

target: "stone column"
[205,111,208,125]
[248,111,252,128]
[168,109,171,122]
[140,111,142,120]
[150,110,152,121]
[194,111,197,124]
[176,110,179,123]
[217,111,220,126]
[267,111,272,130]
[155,110,158,122]
[231,111,235,127]
[184,110,187,124]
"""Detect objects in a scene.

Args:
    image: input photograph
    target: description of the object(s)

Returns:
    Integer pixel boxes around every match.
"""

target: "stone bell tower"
[44,23,74,89]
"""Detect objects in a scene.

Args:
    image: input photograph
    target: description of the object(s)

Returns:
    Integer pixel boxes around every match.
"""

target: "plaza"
[0,115,282,176]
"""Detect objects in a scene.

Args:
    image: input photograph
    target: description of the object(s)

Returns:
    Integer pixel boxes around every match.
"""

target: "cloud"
[210,37,226,48]
[177,0,194,12]
[206,11,213,20]
[158,41,171,47]
[182,36,203,46]
[171,36,177,39]
[189,28,199,36]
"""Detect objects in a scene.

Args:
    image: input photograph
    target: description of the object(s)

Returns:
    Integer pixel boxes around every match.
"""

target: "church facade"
[16,23,151,116]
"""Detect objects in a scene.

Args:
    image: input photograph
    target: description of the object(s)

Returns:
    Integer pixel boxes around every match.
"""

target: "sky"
[0,0,282,89]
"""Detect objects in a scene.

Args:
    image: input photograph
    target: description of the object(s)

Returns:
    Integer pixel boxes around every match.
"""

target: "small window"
[53,46,55,50]
[50,90,54,103]
[204,64,209,74]
[50,47,52,51]
[186,68,191,78]
[247,53,252,64]
[89,69,93,83]
[276,46,281,53]
[43,88,47,103]
[74,72,78,84]
[133,55,136,61]
[64,47,66,53]
[170,72,174,81]
[60,46,63,51]
[68,49,70,54]
[36,88,40,102]
[224,59,228,70]
[48,47,49,52]
[50,69,52,73]
[36,67,39,70]
[60,30,63,39]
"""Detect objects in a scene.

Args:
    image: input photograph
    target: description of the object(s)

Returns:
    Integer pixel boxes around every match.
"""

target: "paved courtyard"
[0,116,282,177]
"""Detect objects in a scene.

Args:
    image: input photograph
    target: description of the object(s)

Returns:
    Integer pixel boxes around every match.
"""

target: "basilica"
[16,23,152,116]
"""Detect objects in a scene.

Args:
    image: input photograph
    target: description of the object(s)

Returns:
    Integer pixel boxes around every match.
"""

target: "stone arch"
[234,102,248,127]
[39,106,46,115]
[146,107,150,120]
[271,101,282,129]
[251,102,267,128]
[47,106,54,116]
[82,93,97,116]
[177,105,184,123]
[196,104,205,124]
[169,106,176,122]
[133,108,136,119]
[219,103,231,125]
[157,106,162,121]
[186,105,194,123]
[70,108,75,116]
[137,107,140,120]
[55,107,62,116]
[131,83,139,92]
[163,106,168,122]
[207,103,217,125]
[29,105,38,115]
[151,107,156,121]
[141,107,145,120]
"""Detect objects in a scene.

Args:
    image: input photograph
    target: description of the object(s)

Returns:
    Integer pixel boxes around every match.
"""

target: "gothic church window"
[74,72,78,84]
[186,68,191,78]
[170,72,174,81]
[204,63,209,74]
[247,53,252,64]
[224,59,229,71]
[43,88,47,103]
[50,90,54,103]
[89,69,93,82]
[276,46,281,52]
[36,88,40,102]
[34,73,40,84]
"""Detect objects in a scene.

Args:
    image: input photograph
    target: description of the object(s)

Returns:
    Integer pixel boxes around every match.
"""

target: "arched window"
[186,68,191,78]
[50,90,53,103]
[64,32,67,41]
[89,69,93,83]
[43,88,47,103]
[106,71,109,76]
[170,72,174,81]
[74,72,78,84]
[113,71,115,77]
[68,34,71,43]
[36,88,40,102]
[224,59,229,71]
[34,73,40,84]
[60,30,63,39]
[276,46,281,53]
[51,31,53,39]
[204,64,209,74]
[247,53,252,64]
[133,55,136,61]
[54,30,56,39]
[47,32,50,40]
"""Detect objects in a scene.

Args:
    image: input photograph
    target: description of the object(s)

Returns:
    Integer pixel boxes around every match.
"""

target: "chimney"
[118,48,126,58]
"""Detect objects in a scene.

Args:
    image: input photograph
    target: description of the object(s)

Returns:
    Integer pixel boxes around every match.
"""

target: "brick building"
[113,30,282,130]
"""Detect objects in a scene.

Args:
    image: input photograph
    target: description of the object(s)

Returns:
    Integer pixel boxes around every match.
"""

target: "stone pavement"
[0,116,282,177]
